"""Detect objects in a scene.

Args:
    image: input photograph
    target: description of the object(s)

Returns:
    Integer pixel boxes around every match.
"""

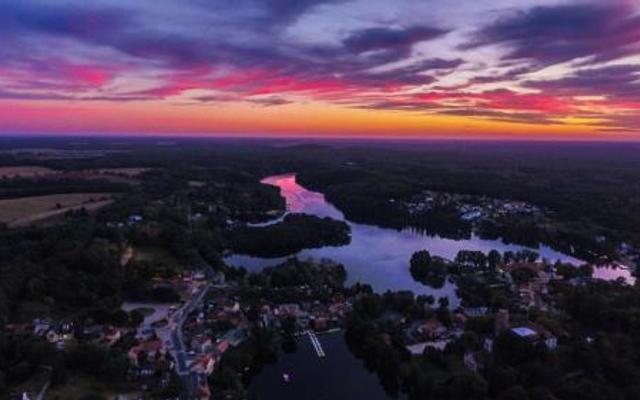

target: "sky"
[1,0,640,140]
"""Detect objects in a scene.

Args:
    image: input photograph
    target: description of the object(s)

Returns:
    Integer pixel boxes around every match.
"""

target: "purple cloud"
[463,2,640,65]
[343,26,448,54]
[525,64,640,101]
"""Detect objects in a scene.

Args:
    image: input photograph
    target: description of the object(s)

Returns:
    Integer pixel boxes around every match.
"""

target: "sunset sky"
[1,0,640,139]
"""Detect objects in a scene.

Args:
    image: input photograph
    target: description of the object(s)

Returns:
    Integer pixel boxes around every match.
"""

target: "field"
[132,246,179,264]
[97,167,151,177]
[0,192,114,227]
[0,165,57,178]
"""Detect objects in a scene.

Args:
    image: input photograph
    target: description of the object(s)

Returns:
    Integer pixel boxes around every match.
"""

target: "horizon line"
[2,132,640,144]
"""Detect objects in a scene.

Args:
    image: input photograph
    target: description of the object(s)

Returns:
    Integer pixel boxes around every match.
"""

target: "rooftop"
[512,327,537,337]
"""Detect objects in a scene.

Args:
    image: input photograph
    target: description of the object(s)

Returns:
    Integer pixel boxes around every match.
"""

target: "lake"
[224,174,589,304]
[248,332,397,400]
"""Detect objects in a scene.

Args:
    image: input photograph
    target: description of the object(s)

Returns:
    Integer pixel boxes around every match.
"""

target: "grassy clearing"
[0,193,114,227]
[188,180,206,187]
[97,168,151,177]
[133,246,178,264]
[0,166,57,178]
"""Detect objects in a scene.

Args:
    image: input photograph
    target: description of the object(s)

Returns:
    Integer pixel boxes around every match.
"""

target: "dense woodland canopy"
[229,213,351,257]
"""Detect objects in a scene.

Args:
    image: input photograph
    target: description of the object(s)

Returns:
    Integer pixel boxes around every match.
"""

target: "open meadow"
[0,166,57,178]
[0,192,114,227]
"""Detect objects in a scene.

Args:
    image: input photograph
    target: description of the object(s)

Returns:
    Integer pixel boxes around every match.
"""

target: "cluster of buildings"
[503,262,554,311]
[398,258,565,374]
[400,301,559,373]
[5,319,126,352]
[264,296,351,333]
[404,190,542,223]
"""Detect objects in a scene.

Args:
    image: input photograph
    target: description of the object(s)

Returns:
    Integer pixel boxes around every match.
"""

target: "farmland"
[0,166,57,178]
[0,192,115,227]
[96,168,152,177]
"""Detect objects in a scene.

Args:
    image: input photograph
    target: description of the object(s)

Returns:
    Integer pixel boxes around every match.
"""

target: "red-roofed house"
[190,354,216,376]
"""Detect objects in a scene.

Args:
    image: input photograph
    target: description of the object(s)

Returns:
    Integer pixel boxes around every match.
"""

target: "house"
[511,326,557,350]
[128,215,143,224]
[223,301,241,314]
[43,329,57,343]
[461,210,482,221]
[222,328,248,347]
[494,309,510,336]
[312,317,328,332]
[464,352,479,372]
[32,319,51,336]
[104,326,122,346]
[191,335,213,353]
[462,307,488,318]
[543,334,558,350]
[190,354,216,375]
[512,326,537,339]
[277,304,305,319]
[195,381,211,400]
[5,323,33,336]
[128,339,166,366]
[406,342,429,355]
[136,327,156,341]
[454,313,468,329]
[420,318,447,339]
[215,340,230,356]
[81,325,105,341]
[192,271,206,281]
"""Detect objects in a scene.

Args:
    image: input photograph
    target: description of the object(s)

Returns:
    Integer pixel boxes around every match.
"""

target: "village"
[404,189,543,224]
[8,243,635,400]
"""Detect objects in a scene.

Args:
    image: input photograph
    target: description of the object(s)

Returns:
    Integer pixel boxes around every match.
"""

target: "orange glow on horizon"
[1,98,629,141]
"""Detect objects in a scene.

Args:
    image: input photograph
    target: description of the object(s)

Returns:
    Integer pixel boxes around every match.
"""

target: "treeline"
[228,213,351,257]
[289,143,640,250]
[0,177,130,199]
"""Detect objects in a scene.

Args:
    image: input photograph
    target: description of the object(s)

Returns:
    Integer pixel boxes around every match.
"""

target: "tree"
[411,250,432,270]
[434,372,488,400]
[499,386,529,400]
[156,372,184,398]
[455,250,488,269]
[437,308,452,329]
[79,394,106,400]
[410,250,448,288]
[0,370,6,396]
[488,250,502,271]
[355,293,383,319]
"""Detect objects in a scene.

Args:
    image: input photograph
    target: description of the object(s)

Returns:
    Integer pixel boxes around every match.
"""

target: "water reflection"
[592,263,636,285]
[248,333,397,400]
[225,174,590,304]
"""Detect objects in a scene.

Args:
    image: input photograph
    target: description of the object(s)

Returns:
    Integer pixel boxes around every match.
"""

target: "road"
[157,257,225,399]
[165,281,212,399]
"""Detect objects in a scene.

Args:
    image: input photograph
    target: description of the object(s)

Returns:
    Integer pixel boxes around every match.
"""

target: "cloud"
[343,26,448,54]
[524,64,640,101]
[246,96,293,106]
[0,2,131,41]
[1,0,638,136]
[463,2,640,65]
